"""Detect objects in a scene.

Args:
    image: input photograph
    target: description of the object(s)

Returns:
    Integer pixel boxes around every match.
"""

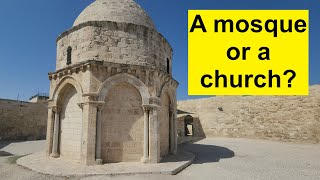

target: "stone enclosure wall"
[177,85,320,143]
[0,99,48,141]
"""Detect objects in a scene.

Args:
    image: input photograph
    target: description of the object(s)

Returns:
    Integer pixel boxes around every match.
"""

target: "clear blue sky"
[0,0,319,101]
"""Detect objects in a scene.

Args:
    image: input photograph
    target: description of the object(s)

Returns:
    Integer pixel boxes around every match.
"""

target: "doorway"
[184,115,194,136]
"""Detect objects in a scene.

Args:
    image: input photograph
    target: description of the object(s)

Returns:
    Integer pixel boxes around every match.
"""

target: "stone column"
[51,106,61,158]
[141,105,150,163]
[80,100,105,165]
[46,106,55,156]
[80,102,96,165]
[95,104,104,164]
[173,103,178,154]
[169,109,175,154]
[149,105,161,163]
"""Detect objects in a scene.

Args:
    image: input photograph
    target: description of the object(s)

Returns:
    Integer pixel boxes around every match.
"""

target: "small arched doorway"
[184,115,194,136]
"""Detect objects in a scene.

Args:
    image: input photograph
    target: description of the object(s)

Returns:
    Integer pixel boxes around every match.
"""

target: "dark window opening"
[67,47,72,65]
[167,58,170,74]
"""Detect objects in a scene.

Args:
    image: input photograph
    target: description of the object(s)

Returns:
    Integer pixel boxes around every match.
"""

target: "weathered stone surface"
[176,114,206,141]
[47,0,178,165]
[56,22,172,73]
[159,93,170,156]
[17,151,194,176]
[73,0,155,29]
[177,85,320,143]
[0,99,47,141]
[101,83,144,162]
[59,86,82,162]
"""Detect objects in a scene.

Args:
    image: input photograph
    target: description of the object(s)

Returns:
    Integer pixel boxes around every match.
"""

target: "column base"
[148,157,162,164]
[173,150,178,155]
[141,157,150,163]
[95,159,103,165]
[50,153,60,158]
[170,149,178,155]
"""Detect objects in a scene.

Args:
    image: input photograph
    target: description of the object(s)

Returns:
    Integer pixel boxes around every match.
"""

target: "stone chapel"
[46,0,178,165]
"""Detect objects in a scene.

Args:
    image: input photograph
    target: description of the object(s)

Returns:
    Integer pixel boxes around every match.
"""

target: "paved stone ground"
[17,151,194,176]
[1,138,320,180]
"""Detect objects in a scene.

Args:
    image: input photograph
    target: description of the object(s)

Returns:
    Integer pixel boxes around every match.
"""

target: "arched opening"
[101,82,144,163]
[159,92,171,157]
[58,85,82,162]
[184,115,194,136]
[67,47,72,65]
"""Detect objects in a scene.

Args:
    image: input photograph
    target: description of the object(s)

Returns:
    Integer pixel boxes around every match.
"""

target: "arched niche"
[51,76,83,107]
[97,73,150,105]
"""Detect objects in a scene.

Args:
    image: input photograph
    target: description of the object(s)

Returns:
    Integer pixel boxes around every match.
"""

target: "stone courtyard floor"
[17,151,194,176]
[1,138,320,180]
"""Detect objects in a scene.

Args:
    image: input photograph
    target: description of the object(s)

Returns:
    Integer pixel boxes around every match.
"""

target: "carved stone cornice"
[56,21,173,53]
[48,60,179,88]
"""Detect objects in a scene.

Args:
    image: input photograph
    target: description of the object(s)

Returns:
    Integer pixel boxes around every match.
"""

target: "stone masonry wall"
[101,83,144,162]
[159,93,170,157]
[0,99,48,141]
[177,85,320,143]
[60,86,82,162]
[56,22,172,73]
[177,115,206,139]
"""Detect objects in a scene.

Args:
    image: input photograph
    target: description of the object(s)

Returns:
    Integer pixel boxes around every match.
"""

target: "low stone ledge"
[17,151,194,177]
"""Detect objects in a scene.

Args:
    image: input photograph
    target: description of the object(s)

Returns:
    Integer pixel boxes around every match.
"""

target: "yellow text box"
[188,10,309,95]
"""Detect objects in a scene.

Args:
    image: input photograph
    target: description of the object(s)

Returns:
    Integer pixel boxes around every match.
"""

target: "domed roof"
[73,0,156,29]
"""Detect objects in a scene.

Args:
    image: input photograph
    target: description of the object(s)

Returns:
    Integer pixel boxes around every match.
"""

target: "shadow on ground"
[179,141,235,164]
[0,141,13,156]
[0,141,10,149]
[0,151,13,156]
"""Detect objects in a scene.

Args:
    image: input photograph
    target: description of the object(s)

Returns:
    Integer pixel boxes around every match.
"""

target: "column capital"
[78,101,105,109]
[142,104,152,112]
[149,97,161,107]
[49,106,62,113]
[97,103,105,111]
[82,92,99,100]
[144,104,160,111]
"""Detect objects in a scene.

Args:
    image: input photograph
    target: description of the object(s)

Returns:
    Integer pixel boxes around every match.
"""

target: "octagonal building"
[46,0,178,165]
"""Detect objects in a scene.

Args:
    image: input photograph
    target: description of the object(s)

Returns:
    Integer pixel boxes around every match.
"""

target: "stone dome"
[73,0,156,29]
